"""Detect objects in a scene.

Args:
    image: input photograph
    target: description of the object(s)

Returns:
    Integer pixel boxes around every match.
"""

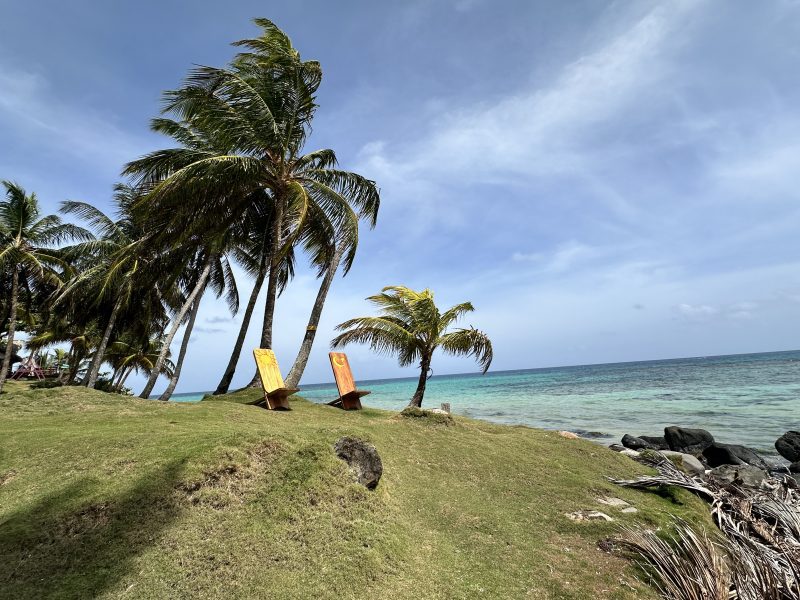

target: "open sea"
[172,350,800,454]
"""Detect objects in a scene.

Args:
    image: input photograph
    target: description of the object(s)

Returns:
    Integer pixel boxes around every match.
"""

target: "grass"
[0,383,711,599]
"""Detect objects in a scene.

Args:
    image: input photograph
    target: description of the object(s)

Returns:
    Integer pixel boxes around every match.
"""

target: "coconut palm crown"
[332,286,493,408]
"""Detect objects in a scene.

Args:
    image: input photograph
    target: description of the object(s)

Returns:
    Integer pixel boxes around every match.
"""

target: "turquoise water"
[172,350,800,453]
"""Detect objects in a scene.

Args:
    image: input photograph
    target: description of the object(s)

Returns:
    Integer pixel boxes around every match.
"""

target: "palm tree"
[123,19,379,388]
[331,286,493,408]
[106,336,175,393]
[213,199,294,395]
[0,181,89,392]
[157,248,239,401]
[284,199,371,389]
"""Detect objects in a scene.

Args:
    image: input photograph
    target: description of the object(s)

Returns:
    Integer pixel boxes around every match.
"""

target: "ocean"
[171,350,800,454]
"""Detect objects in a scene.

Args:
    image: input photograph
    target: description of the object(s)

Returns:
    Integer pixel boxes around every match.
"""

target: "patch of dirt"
[176,439,284,509]
[57,502,112,537]
[0,469,17,485]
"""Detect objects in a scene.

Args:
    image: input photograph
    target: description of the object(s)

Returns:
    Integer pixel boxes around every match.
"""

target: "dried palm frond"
[611,451,800,599]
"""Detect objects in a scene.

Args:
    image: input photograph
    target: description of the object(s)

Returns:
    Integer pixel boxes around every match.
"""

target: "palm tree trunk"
[213,261,266,395]
[247,198,285,387]
[285,245,344,389]
[84,295,124,388]
[159,295,201,401]
[139,256,213,399]
[119,366,134,390]
[408,354,432,408]
[0,269,20,393]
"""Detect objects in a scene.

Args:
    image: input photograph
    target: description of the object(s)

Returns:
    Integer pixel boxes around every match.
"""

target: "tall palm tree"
[332,286,493,408]
[213,199,294,395]
[284,199,371,389]
[0,181,89,392]
[156,248,239,401]
[59,186,172,389]
[123,19,379,387]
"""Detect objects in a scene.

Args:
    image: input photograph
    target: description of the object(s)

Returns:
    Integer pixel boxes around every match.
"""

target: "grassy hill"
[0,384,709,599]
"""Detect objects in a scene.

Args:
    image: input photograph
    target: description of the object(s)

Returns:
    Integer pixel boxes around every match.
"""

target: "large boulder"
[775,431,800,462]
[708,464,768,489]
[702,442,767,469]
[664,426,714,455]
[334,437,383,490]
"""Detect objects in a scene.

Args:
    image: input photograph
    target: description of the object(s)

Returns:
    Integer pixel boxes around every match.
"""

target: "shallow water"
[171,350,800,453]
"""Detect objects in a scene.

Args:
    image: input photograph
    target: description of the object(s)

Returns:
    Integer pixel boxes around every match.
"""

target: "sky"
[2,1,800,394]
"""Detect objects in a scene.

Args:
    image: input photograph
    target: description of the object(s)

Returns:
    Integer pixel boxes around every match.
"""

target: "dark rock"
[775,431,800,462]
[621,434,651,450]
[608,443,626,452]
[334,437,383,490]
[709,464,768,489]
[702,443,767,469]
[640,436,669,450]
[621,434,668,450]
[664,426,714,454]
[790,462,800,474]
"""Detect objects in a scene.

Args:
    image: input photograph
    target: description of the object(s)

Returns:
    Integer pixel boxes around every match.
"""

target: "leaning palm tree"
[124,19,379,388]
[0,181,89,392]
[332,286,493,408]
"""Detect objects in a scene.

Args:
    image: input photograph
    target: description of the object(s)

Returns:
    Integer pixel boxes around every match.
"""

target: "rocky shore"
[611,426,800,488]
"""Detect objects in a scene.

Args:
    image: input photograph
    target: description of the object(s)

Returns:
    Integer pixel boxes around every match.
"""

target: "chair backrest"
[329,352,357,396]
[253,349,285,393]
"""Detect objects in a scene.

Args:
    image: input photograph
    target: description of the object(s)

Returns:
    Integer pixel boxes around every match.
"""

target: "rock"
[790,462,800,474]
[596,496,630,508]
[664,426,714,454]
[709,464,768,489]
[620,449,641,459]
[640,435,669,450]
[608,443,626,452]
[661,450,706,475]
[761,456,790,475]
[775,431,800,462]
[702,443,768,469]
[567,510,613,522]
[334,437,383,490]
[621,434,653,450]
[428,408,449,415]
[558,431,579,439]
[621,507,639,514]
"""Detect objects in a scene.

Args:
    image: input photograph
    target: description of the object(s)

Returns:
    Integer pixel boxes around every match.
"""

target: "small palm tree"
[332,286,493,408]
[0,181,89,392]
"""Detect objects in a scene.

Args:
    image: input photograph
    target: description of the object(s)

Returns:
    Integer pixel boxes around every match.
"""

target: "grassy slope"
[0,384,709,599]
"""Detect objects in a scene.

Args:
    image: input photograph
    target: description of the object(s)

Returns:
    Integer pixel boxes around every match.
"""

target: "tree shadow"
[0,458,187,599]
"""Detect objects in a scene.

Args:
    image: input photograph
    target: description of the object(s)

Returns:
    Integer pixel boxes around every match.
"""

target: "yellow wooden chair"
[252,349,298,410]
[326,352,370,410]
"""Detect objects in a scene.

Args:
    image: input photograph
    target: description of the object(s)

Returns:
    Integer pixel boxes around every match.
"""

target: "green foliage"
[399,406,455,426]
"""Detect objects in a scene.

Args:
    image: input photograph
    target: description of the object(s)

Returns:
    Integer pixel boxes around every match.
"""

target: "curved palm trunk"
[117,366,134,391]
[213,259,267,395]
[408,354,432,408]
[84,295,124,388]
[159,295,201,401]
[285,245,343,389]
[139,256,213,399]
[247,198,285,388]
[0,269,20,393]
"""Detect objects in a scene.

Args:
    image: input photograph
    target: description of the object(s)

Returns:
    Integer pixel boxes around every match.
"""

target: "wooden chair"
[252,349,298,410]
[327,352,370,410]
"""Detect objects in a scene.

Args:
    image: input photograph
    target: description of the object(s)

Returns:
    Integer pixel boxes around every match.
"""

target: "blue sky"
[2,1,800,393]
